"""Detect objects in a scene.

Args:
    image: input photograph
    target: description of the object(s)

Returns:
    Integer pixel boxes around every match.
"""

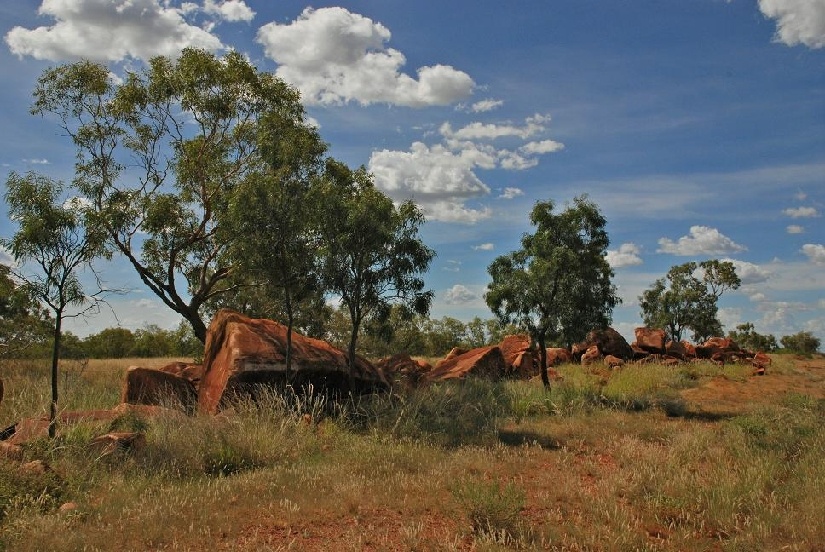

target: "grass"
[0,355,823,550]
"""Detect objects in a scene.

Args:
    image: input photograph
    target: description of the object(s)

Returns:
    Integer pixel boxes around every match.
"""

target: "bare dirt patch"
[680,356,825,417]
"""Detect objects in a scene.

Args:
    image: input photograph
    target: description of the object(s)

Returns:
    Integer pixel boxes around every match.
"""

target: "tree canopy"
[485,195,618,387]
[639,260,741,342]
[318,160,435,372]
[31,48,312,342]
[2,171,107,436]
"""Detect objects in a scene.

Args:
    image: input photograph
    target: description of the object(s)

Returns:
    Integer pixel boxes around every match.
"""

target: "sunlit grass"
[1,355,823,550]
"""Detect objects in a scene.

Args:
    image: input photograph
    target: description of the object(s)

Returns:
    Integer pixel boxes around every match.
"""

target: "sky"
[0,0,823,346]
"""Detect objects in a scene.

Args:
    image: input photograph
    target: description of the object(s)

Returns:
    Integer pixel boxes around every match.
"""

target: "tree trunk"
[537,333,550,389]
[49,312,62,438]
[183,309,208,344]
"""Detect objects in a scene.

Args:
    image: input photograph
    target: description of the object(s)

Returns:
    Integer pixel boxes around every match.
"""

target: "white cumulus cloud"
[758,0,825,49]
[444,284,478,305]
[657,226,747,256]
[369,142,492,223]
[723,258,771,285]
[787,225,805,234]
[783,206,819,218]
[203,0,255,22]
[498,187,524,199]
[802,243,825,264]
[256,7,474,107]
[606,243,643,268]
[5,0,224,61]
[472,243,494,251]
[470,99,504,112]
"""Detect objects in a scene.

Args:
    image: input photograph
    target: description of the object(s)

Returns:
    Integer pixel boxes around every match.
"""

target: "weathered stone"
[199,310,388,413]
[0,442,23,460]
[634,328,667,354]
[157,361,205,386]
[89,432,146,455]
[545,347,572,366]
[122,366,198,411]
[665,340,696,361]
[696,336,741,359]
[434,347,469,371]
[752,352,772,369]
[423,346,507,382]
[581,345,601,366]
[499,335,537,377]
[375,353,430,388]
[586,328,634,359]
[604,355,624,369]
[59,502,79,514]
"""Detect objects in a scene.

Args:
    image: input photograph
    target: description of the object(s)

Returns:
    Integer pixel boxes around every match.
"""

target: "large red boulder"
[696,336,740,359]
[498,334,537,378]
[198,310,388,413]
[581,345,601,366]
[422,346,507,382]
[546,347,572,366]
[586,327,633,360]
[634,328,666,354]
[374,353,430,388]
[665,340,696,361]
[122,366,198,411]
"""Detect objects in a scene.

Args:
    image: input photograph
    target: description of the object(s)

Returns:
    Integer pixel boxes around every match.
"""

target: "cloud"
[519,139,565,155]
[783,206,819,218]
[256,7,474,107]
[472,243,494,251]
[442,260,461,272]
[758,0,825,49]
[444,284,478,305]
[23,158,50,165]
[801,243,825,264]
[470,99,504,113]
[606,243,643,268]
[440,113,552,141]
[203,0,255,22]
[657,226,747,256]
[498,187,524,199]
[723,258,771,285]
[5,0,224,61]
[371,114,562,222]
[369,142,492,223]
[787,225,805,234]
[0,246,15,267]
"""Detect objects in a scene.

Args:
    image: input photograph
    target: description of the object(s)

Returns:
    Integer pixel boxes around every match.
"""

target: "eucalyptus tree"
[2,171,108,437]
[640,260,740,342]
[31,48,312,342]
[318,161,435,373]
[222,116,328,372]
[486,196,618,387]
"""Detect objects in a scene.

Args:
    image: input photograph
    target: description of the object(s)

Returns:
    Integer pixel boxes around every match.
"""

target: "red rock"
[634,328,666,354]
[122,366,198,411]
[89,432,146,455]
[604,355,624,369]
[423,346,507,382]
[157,361,205,385]
[199,310,388,413]
[586,328,633,359]
[546,347,572,366]
[375,353,430,387]
[499,334,536,377]
[752,352,772,369]
[665,340,696,361]
[581,345,601,366]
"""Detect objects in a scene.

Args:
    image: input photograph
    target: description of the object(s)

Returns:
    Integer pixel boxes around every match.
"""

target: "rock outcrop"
[198,309,388,413]
[423,346,507,382]
[122,366,198,412]
[634,327,666,354]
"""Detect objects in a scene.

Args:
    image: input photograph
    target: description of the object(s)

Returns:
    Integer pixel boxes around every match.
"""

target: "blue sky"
[1,1,823,345]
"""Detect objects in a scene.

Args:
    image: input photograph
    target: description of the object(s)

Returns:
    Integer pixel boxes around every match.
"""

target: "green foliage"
[319,160,435,369]
[780,331,821,355]
[32,49,311,342]
[728,322,778,352]
[486,195,618,386]
[0,263,52,358]
[640,260,741,342]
